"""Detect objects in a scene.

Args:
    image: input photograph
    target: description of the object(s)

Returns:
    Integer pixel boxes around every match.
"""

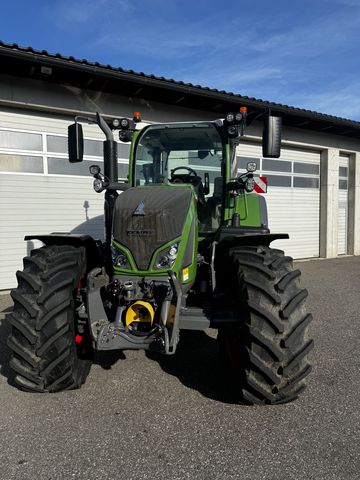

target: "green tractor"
[7,108,313,404]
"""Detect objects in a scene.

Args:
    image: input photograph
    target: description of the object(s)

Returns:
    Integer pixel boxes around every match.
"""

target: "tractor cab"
[132,121,224,233]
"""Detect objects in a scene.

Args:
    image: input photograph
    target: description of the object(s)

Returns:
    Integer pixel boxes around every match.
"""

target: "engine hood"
[112,186,193,270]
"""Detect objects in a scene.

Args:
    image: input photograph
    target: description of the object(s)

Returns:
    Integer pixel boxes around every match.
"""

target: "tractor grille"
[113,186,192,270]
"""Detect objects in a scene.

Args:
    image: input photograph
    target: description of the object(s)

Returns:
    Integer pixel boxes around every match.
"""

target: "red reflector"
[254,176,268,194]
[75,335,83,344]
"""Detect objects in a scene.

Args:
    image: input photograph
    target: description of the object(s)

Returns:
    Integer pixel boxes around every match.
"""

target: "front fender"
[24,234,103,270]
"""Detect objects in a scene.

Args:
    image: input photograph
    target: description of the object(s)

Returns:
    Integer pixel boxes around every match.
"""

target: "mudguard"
[24,234,103,270]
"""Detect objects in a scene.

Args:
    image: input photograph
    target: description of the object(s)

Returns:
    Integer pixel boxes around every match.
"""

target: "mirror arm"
[96,112,114,141]
[75,115,97,125]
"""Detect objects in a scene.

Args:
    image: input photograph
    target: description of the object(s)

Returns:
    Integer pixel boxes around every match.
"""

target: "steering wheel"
[170,166,198,182]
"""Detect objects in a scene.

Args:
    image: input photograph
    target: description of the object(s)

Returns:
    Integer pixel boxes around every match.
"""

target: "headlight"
[245,177,255,192]
[154,243,179,270]
[111,243,131,269]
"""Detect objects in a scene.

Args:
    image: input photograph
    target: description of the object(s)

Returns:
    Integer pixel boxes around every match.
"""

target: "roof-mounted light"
[120,118,130,129]
[225,113,235,123]
[133,111,142,123]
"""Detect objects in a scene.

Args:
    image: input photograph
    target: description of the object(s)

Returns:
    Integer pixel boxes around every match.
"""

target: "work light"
[246,161,257,172]
[227,125,239,138]
[120,118,130,129]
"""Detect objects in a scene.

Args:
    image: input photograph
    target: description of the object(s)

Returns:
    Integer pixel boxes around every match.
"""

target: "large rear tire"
[217,245,313,405]
[7,245,93,392]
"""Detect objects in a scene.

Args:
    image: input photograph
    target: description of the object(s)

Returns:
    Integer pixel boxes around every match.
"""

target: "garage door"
[338,154,349,255]
[0,110,130,290]
[237,142,321,259]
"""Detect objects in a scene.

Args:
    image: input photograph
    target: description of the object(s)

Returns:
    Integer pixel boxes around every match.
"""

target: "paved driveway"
[0,257,359,480]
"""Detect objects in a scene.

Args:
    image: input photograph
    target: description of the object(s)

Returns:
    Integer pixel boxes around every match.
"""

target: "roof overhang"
[1,41,360,140]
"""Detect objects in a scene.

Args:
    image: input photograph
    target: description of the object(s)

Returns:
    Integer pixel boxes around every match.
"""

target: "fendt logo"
[126,229,154,236]
[132,201,145,216]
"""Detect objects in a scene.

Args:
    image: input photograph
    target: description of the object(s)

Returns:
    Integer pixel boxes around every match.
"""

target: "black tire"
[7,245,93,392]
[217,245,313,405]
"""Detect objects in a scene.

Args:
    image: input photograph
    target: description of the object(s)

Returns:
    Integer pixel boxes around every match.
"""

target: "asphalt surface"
[0,256,359,480]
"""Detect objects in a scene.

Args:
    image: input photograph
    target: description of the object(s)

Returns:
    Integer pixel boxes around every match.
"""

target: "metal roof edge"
[0,40,360,131]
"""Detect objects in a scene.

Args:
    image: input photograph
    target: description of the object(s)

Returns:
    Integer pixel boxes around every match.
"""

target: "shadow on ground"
[94,350,127,370]
[147,330,234,404]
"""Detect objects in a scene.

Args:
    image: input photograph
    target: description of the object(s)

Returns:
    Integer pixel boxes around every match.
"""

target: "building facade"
[1,42,360,290]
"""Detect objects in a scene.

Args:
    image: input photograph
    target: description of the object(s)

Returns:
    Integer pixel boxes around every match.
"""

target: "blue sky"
[1,0,360,119]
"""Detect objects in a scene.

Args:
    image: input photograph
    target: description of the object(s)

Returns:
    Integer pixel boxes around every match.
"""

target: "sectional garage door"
[0,110,130,290]
[338,154,349,255]
[236,142,321,259]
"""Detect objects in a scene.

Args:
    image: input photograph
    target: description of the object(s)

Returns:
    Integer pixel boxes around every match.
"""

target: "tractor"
[7,107,313,404]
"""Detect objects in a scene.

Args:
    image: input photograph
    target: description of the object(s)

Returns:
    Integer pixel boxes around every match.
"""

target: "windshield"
[134,123,223,195]
[133,122,225,232]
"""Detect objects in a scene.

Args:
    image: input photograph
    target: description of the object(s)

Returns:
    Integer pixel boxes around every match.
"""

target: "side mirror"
[68,123,84,163]
[262,115,282,158]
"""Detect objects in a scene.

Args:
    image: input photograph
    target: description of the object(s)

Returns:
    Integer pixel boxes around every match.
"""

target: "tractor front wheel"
[7,245,93,392]
[217,245,313,405]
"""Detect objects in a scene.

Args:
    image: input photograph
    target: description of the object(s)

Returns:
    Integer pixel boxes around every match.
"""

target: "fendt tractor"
[7,107,313,404]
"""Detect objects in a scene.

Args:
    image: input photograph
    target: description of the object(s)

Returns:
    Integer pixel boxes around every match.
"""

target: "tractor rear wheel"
[7,245,93,392]
[217,245,313,405]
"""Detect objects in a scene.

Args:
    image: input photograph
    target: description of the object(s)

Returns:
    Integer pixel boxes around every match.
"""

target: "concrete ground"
[0,257,359,480]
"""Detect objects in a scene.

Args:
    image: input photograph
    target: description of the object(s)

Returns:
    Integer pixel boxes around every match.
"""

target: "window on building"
[266,175,291,187]
[262,158,292,173]
[339,179,348,190]
[47,134,130,160]
[293,177,319,188]
[0,154,43,173]
[294,162,320,175]
[118,143,131,159]
[0,130,42,151]
[339,166,348,178]
[47,135,67,153]
[47,158,129,178]
[48,158,103,176]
